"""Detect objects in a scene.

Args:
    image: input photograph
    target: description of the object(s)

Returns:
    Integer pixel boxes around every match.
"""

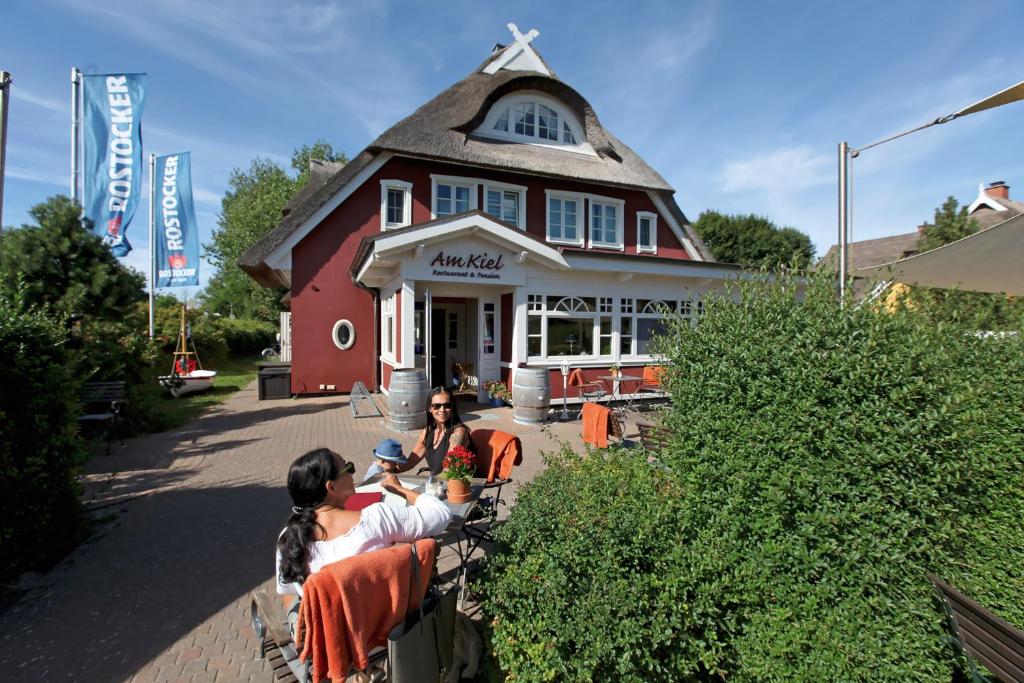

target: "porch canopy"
[854,212,1024,295]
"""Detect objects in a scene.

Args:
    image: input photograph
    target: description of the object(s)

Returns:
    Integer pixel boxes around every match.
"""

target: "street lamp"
[558,356,570,421]
[837,80,1024,300]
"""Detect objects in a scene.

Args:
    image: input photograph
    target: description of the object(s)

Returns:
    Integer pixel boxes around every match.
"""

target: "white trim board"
[267,153,393,270]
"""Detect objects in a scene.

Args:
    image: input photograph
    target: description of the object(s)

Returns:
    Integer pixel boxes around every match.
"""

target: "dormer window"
[477,91,594,155]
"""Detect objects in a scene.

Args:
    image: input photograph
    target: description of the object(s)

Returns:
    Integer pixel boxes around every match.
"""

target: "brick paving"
[0,384,657,682]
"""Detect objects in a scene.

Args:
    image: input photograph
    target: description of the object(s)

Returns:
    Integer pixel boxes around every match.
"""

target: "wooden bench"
[250,590,302,682]
[929,574,1024,682]
[636,422,671,451]
[77,381,127,455]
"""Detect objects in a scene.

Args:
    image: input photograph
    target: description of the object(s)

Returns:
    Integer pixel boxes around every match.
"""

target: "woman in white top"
[275,448,452,598]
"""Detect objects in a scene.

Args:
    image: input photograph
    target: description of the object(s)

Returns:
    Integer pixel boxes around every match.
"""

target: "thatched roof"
[240,48,707,285]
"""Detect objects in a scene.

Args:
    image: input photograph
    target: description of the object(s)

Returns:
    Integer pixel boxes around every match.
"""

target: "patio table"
[599,374,645,412]
[357,474,485,605]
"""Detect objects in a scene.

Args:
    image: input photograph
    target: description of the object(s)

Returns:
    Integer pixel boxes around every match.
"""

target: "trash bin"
[257,361,291,400]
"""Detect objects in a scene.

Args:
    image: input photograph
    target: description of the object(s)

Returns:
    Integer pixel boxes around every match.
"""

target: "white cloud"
[6,166,65,186]
[719,146,832,194]
[11,87,64,114]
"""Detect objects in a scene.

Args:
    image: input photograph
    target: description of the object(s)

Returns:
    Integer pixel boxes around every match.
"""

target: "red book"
[343,492,383,511]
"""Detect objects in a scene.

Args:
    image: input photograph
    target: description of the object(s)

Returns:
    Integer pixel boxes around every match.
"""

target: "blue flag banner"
[154,152,200,288]
[82,73,147,257]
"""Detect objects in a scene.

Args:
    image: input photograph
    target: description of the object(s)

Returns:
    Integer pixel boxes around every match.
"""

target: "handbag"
[387,544,457,682]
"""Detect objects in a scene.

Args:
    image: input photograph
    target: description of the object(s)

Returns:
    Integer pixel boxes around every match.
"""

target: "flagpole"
[0,71,12,229]
[70,68,80,202]
[149,153,156,338]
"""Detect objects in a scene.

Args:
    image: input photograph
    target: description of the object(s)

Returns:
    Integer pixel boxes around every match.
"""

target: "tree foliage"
[692,210,815,268]
[0,287,88,582]
[202,140,346,322]
[0,196,145,318]
[480,272,1024,682]
[917,196,979,252]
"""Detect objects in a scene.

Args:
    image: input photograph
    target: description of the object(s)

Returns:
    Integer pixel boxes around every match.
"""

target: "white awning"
[854,212,1024,295]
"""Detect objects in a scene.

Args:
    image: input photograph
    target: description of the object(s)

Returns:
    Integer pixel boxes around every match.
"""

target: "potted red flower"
[442,444,476,504]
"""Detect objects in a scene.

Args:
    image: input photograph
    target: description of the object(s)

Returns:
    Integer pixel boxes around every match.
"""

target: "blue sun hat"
[373,438,407,464]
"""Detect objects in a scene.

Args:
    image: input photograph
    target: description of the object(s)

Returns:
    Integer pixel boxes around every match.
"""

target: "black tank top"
[423,423,471,475]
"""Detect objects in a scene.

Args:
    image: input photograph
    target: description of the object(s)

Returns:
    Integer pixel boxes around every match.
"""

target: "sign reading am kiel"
[430,250,505,279]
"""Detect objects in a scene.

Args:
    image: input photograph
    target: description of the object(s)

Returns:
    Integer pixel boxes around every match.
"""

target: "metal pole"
[148,153,156,338]
[837,142,849,301]
[0,71,12,229]
[70,67,80,202]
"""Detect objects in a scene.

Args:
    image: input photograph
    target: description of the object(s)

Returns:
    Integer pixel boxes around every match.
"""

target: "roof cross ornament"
[507,23,539,49]
[483,23,549,76]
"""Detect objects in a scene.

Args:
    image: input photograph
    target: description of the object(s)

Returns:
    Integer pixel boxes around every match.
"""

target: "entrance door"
[430,309,446,390]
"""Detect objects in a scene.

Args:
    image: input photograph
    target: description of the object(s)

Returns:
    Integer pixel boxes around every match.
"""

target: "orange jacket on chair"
[471,428,523,482]
[295,538,436,682]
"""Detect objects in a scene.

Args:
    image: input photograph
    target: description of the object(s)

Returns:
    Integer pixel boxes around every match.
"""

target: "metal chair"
[568,368,607,419]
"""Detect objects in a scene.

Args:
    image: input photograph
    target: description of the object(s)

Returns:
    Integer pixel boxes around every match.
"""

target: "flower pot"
[446,478,472,504]
[489,397,505,408]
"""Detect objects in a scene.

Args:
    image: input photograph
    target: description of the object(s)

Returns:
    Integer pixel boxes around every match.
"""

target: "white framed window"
[636,211,658,254]
[588,195,625,249]
[379,179,412,230]
[484,181,527,230]
[331,319,356,350]
[475,90,594,155]
[545,190,584,246]
[526,294,609,359]
[482,302,496,355]
[381,296,396,358]
[430,174,479,219]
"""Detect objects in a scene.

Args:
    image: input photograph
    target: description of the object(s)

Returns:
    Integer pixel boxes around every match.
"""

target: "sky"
[3,0,1024,291]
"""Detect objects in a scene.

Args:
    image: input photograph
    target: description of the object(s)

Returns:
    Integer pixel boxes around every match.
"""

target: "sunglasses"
[339,460,355,475]
[430,402,453,410]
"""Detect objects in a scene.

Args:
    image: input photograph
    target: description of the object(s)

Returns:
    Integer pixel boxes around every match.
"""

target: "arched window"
[477,91,593,154]
[552,296,592,312]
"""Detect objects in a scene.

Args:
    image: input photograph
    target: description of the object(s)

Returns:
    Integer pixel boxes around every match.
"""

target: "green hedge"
[215,316,276,355]
[0,292,87,583]
[479,273,1024,681]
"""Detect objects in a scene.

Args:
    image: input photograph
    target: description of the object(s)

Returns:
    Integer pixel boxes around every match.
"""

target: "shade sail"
[854,212,1024,295]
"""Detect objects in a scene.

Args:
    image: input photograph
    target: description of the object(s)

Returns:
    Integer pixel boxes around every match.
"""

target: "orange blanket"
[295,538,436,682]
[471,428,523,482]
[581,402,610,448]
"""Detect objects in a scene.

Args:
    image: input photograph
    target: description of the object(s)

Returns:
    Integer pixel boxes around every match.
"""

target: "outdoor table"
[599,374,645,412]
[356,473,485,605]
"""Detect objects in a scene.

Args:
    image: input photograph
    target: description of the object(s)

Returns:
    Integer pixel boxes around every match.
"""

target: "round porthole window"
[332,319,356,350]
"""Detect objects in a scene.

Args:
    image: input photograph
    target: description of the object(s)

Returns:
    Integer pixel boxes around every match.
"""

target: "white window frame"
[588,194,625,250]
[526,294,612,360]
[380,179,413,230]
[430,174,479,220]
[483,181,528,230]
[636,211,658,254]
[474,90,596,156]
[544,190,586,246]
[381,295,396,360]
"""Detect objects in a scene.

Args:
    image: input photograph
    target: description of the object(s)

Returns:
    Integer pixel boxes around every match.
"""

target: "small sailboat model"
[159,304,216,398]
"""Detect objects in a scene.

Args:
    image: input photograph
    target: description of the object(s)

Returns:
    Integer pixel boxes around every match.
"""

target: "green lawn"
[134,354,262,433]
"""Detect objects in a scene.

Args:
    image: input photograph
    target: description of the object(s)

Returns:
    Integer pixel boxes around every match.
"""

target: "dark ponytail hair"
[277,448,340,585]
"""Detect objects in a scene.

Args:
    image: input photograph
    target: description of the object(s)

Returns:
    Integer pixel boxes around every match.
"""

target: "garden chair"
[462,428,522,552]
[568,368,607,418]
[251,539,451,683]
[636,365,666,396]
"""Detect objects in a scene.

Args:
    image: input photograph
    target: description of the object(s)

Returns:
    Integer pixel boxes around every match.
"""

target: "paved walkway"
[0,385,654,682]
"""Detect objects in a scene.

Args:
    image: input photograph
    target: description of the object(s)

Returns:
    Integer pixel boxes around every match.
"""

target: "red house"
[240,27,739,401]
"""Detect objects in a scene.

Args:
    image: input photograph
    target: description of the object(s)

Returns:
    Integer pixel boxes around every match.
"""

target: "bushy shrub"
[0,290,87,583]
[479,272,1024,682]
[215,316,276,355]
[478,446,691,682]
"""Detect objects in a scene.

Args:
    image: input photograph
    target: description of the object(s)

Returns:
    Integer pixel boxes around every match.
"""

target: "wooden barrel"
[387,368,429,432]
[512,366,550,425]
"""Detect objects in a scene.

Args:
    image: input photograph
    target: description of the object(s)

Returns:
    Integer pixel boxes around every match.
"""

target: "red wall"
[289,155,690,396]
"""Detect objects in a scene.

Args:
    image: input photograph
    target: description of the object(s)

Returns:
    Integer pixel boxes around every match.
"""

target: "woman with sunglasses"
[276,447,452,597]
[376,387,473,477]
